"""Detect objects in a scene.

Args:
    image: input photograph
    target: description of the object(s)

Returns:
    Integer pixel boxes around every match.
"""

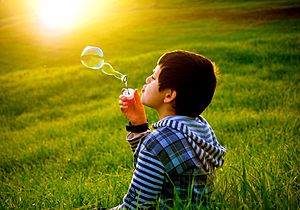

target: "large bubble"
[80,46,104,70]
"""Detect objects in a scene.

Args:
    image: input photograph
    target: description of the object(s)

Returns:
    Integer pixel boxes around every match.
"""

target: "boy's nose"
[145,76,151,84]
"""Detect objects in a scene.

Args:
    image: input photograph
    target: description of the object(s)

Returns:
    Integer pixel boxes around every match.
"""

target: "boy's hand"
[119,89,147,125]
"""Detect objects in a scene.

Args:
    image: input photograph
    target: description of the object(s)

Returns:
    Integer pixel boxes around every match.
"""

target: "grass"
[0,0,299,209]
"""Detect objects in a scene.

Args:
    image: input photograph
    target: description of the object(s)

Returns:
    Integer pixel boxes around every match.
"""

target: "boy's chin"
[141,97,148,107]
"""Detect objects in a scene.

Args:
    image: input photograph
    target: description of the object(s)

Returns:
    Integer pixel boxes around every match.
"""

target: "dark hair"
[157,50,217,117]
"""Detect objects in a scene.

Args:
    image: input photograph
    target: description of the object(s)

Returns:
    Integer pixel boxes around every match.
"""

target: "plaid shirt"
[115,116,226,209]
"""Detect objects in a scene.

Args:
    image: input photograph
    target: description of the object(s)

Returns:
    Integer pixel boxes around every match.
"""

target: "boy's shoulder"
[143,126,185,152]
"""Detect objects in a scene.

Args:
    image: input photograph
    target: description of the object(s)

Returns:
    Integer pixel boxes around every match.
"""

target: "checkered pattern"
[142,127,202,174]
[152,117,226,171]
[114,116,226,209]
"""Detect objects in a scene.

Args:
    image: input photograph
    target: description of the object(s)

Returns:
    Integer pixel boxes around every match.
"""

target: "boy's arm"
[126,131,150,153]
[113,148,165,209]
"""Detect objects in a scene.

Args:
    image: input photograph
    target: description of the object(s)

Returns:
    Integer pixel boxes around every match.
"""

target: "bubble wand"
[80,46,134,99]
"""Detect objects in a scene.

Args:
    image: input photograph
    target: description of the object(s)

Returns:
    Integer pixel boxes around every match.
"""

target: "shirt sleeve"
[120,148,166,209]
[126,130,150,153]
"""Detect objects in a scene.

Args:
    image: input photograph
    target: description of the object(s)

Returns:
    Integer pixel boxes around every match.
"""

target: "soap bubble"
[80,46,128,88]
[80,46,104,70]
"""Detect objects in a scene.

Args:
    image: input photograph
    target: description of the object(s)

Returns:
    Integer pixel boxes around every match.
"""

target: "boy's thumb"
[134,89,142,105]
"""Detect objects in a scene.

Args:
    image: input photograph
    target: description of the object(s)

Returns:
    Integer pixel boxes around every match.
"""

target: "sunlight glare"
[38,0,82,31]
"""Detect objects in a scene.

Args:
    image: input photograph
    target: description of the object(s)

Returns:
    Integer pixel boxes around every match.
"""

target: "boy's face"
[141,65,166,110]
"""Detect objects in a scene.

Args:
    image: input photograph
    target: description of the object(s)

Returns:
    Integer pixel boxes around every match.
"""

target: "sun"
[37,0,83,31]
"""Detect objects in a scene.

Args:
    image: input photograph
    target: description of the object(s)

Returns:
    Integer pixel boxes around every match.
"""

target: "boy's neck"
[157,106,176,119]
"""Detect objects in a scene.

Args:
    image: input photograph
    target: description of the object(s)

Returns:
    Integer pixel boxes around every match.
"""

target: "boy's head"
[156,50,217,117]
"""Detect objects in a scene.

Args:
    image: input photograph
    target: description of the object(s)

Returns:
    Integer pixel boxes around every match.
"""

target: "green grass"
[1,0,299,209]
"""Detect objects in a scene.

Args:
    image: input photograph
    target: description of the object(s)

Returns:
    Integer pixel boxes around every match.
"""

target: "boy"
[115,50,226,209]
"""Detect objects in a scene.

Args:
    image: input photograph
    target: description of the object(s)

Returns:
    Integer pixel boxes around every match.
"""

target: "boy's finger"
[120,105,128,109]
[119,95,128,102]
[133,89,143,106]
[119,99,129,106]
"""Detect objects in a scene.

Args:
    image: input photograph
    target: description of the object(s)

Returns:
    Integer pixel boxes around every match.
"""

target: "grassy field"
[0,0,299,209]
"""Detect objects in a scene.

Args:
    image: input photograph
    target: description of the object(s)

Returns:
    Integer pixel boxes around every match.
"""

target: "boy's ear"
[164,89,177,103]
